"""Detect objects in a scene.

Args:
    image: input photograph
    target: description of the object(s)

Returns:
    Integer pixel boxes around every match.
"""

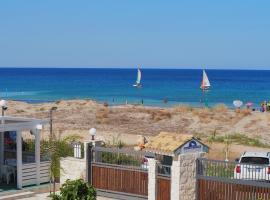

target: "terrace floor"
[0,183,17,193]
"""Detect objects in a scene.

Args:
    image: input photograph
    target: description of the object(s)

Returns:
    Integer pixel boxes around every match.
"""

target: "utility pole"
[49,107,57,140]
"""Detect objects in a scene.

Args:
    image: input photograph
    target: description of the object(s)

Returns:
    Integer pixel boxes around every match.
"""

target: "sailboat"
[133,68,142,88]
[200,70,211,91]
[200,69,211,107]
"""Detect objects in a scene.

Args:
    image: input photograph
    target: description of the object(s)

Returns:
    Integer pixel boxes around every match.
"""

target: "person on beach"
[267,101,270,111]
[260,102,265,112]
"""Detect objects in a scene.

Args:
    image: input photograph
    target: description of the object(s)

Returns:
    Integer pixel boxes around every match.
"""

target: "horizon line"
[0,66,269,70]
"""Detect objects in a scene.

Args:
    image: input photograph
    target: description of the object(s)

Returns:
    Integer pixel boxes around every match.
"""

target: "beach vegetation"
[207,133,270,148]
[239,109,251,116]
[150,110,171,121]
[16,109,25,113]
[212,104,228,113]
[51,179,96,200]
[95,107,110,124]
[55,100,61,104]
[171,105,193,113]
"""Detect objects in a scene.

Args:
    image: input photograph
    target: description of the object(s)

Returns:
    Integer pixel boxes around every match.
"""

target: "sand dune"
[6,99,270,159]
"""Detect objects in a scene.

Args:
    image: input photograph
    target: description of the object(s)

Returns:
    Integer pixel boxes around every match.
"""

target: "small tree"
[224,134,232,162]
[51,179,96,200]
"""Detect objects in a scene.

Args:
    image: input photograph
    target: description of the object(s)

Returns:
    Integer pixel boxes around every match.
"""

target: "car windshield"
[240,157,269,165]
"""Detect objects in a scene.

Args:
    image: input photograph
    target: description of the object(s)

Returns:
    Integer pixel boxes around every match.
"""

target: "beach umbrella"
[233,100,243,108]
[246,102,253,107]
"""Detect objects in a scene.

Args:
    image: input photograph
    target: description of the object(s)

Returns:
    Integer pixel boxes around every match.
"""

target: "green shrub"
[100,152,141,166]
[24,139,74,157]
[51,179,96,200]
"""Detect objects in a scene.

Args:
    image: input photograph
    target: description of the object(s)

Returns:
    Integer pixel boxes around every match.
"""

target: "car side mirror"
[235,158,239,162]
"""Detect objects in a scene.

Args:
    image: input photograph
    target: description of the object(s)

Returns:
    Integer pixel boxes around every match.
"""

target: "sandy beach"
[6,99,270,160]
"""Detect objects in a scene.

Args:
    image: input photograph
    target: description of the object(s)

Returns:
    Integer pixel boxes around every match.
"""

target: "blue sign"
[183,140,202,151]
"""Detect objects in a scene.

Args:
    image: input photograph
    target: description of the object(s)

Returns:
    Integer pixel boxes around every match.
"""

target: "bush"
[150,110,171,121]
[212,104,228,113]
[95,107,110,124]
[51,179,96,200]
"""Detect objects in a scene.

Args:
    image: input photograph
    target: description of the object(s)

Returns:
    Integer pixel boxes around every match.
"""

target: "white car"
[234,151,270,181]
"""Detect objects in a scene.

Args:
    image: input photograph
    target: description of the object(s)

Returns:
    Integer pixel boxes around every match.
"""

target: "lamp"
[0,100,8,116]
[89,128,96,140]
[36,124,43,130]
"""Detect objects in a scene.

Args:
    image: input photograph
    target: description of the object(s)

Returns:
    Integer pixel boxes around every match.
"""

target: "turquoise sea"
[0,68,269,108]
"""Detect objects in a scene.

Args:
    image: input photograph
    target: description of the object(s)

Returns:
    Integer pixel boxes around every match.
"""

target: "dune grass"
[208,133,270,148]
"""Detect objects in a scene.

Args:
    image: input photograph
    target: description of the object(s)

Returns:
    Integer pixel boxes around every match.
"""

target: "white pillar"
[34,129,41,185]
[148,158,157,200]
[16,130,23,189]
[84,141,90,182]
[171,156,181,200]
[84,142,88,161]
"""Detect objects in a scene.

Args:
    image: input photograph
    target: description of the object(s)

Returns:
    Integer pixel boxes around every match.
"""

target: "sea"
[0,68,269,108]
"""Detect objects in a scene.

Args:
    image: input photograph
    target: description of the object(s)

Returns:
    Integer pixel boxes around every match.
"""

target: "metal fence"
[72,142,84,159]
[92,146,149,170]
[157,164,171,177]
[196,158,270,199]
[197,158,270,185]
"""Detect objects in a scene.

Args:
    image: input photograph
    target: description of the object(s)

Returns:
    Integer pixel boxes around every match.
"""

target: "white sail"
[136,69,141,84]
[201,70,210,90]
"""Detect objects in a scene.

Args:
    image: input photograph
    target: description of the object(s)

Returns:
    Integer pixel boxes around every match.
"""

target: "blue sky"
[0,0,269,69]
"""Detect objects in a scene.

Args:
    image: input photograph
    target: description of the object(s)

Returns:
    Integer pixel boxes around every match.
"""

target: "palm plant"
[46,133,82,194]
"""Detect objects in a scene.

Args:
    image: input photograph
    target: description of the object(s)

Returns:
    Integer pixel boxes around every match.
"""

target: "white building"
[0,116,50,189]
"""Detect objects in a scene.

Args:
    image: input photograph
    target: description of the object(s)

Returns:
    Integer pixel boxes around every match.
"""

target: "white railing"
[22,161,50,187]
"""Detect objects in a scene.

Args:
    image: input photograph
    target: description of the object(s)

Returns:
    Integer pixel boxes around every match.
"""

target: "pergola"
[0,116,49,189]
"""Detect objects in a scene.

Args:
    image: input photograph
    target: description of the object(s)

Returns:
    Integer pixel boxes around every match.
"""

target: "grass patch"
[208,133,270,148]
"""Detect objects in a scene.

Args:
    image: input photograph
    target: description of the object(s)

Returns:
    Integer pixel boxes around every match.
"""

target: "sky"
[0,0,269,69]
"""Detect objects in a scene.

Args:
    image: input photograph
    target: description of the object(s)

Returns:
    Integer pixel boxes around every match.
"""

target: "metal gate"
[89,146,148,200]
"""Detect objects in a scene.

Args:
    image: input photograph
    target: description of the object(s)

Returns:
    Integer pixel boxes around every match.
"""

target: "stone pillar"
[171,156,181,200]
[148,158,157,200]
[34,128,41,185]
[16,130,23,189]
[179,152,205,200]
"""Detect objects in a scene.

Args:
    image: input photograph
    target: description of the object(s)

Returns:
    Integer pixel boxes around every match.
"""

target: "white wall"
[60,157,86,185]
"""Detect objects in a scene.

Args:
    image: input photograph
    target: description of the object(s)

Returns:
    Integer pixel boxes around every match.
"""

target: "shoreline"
[6,98,262,110]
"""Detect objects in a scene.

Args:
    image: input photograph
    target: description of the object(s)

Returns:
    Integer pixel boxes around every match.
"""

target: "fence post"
[171,155,180,200]
[148,158,157,200]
